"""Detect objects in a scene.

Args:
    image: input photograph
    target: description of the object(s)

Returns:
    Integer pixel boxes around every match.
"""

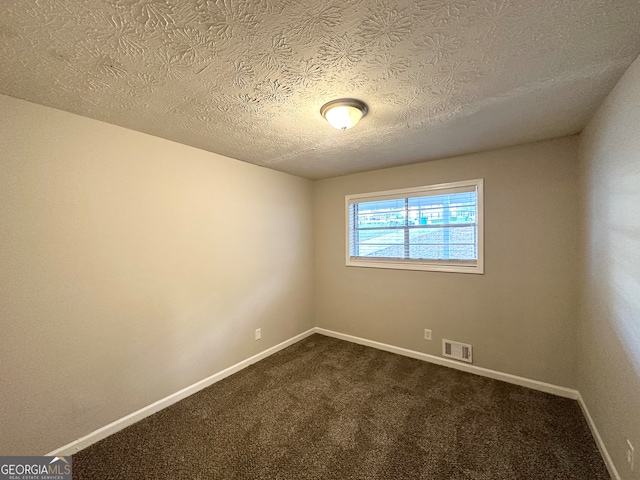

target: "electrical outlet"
[627,439,634,471]
[424,329,432,341]
[255,328,261,341]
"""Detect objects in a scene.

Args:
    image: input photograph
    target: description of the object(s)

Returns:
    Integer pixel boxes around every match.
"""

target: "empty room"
[1,0,639,479]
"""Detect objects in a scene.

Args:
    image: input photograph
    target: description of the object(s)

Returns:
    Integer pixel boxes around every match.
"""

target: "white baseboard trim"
[315,328,579,400]
[48,326,615,480]
[577,393,620,480]
[46,328,316,456]
[318,328,620,478]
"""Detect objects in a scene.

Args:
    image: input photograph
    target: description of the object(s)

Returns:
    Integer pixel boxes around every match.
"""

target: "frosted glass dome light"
[320,99,368,131]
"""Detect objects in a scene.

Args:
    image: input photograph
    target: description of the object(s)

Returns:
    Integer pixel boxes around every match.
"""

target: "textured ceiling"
[1,1,639,179]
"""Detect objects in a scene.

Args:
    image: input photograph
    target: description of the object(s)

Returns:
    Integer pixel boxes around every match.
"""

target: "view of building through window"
[349,191,477,261]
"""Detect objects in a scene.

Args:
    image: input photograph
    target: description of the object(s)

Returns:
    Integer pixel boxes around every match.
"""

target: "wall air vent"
[442,339,473,363]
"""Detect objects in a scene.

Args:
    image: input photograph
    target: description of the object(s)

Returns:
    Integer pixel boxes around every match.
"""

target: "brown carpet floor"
[72,334,609,479]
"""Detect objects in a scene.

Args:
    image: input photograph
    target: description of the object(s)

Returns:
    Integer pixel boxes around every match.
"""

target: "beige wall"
[5,57,638,465]
[314,137,580,388]
[0,94,314,455]
[578,56,640,479]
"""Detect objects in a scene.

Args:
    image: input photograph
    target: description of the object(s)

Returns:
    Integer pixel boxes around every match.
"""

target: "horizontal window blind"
[346,184,475,205]
[346,180,483,273]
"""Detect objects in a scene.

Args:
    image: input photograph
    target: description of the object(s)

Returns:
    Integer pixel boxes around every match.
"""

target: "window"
[346,179,483,274]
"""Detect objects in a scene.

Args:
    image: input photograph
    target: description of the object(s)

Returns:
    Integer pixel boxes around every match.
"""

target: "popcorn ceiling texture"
[1,0,639,179]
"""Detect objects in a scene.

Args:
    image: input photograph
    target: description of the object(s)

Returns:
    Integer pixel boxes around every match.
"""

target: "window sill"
[346,258,484,274]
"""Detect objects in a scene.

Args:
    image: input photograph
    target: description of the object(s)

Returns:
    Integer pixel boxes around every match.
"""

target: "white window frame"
[345,179,484,274]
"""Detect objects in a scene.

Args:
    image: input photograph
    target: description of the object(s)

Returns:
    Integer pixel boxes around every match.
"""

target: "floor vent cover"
[442,339,473,363]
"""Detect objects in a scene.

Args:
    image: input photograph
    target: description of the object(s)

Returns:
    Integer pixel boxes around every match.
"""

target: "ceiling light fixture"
[320,99,368,131]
